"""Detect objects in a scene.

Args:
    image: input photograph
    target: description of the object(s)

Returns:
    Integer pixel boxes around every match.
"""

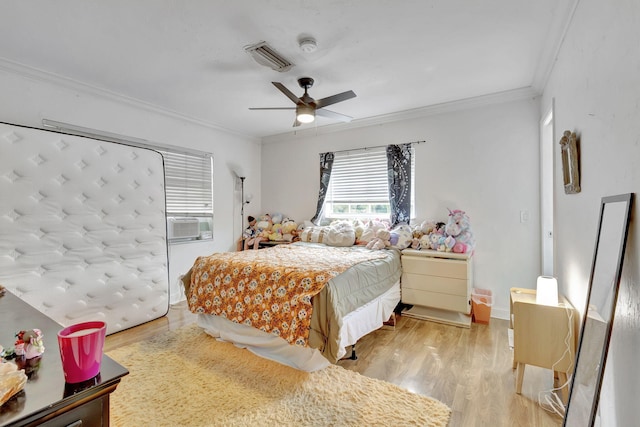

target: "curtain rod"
[330,140,425,155]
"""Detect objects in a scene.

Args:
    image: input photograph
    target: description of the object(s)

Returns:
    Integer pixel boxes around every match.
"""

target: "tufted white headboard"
[0,122,169,334]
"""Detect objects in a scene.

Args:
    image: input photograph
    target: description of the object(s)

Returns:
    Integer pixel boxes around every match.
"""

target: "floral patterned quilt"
[187,244,388,347]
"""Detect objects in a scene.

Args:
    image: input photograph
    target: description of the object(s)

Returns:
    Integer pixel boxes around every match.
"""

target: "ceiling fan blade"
[272,82,304,105]
[315,90,356,109]
[316,108,353,123]
[249,107,296,110]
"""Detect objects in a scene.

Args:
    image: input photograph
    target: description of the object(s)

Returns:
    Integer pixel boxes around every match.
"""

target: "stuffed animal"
[281,219,297,234]
[419,234,430,249]
[256,214,272,233]
[353,219,366,240]
[390,224,413,250]
[428,232,441,250]
[281,219,298,242]
[437,235,456,252]
[409,223,425,250]
[359,219,388,245]
[269,230,283,241]
[271,223,283,234]
[270,212,283,225]
[414,220,437,237]
[444,209,475,254]
[366,229,391,250]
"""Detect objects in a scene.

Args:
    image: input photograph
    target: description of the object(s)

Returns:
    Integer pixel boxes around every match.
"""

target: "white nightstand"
[401,249,473,327]
[510,287,578,403]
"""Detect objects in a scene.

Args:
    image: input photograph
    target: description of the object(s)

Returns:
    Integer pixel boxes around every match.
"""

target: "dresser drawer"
[40,397,104,427]
[402,287,471,313]
[401,256,468,279]
[401,272,468,296]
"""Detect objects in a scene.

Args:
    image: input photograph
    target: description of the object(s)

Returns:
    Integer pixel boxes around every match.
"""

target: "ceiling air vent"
[244,41,294,73]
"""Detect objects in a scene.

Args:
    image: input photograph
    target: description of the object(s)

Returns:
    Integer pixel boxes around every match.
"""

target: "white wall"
[0,66,261,303]
[541,0,640,424]
[261,96,542,318]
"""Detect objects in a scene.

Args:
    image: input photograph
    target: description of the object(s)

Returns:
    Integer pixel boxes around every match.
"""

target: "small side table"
[510,287,578,404]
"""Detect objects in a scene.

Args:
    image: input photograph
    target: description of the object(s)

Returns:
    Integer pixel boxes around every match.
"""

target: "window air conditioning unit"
[167,217,200,240]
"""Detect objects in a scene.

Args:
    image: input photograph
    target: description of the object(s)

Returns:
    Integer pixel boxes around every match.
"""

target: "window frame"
[321,146,414,224]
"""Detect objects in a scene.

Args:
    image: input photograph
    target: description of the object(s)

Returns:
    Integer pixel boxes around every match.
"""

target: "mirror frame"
[563,193,634,426]
[560,130,581,194]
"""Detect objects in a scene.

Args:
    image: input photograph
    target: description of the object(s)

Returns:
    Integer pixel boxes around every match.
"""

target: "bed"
[182,242,401,371]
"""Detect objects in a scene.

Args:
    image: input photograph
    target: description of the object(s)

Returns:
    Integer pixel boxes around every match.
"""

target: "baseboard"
[491,307,509,321]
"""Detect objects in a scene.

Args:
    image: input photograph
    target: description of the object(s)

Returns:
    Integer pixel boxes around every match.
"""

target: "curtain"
[386,143,412,226]
[310,152,335,224]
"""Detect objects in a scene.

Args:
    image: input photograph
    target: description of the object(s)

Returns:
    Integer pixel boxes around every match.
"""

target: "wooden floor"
[105,302,564,427]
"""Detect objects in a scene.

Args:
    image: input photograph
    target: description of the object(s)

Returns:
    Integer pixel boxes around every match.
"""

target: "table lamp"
[536,276,559,306]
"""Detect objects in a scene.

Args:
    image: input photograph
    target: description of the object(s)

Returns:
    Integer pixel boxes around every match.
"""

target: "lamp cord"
[538,304,574,417]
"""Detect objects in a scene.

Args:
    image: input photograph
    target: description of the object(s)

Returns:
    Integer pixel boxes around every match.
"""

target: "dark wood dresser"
[0,290,128,426]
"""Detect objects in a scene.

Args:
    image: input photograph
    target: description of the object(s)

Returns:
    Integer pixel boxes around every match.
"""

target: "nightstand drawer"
[401,256,467,279]
[402,287,471,313]
[401,272,468,296]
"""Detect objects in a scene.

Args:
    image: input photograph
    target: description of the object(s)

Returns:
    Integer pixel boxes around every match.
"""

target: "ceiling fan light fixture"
[296,104,315,123]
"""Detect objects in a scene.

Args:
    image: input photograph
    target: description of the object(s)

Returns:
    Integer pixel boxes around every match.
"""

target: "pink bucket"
[57,321,107,383]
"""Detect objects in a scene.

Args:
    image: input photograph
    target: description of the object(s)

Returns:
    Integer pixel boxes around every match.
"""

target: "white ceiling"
[0,1,575,139]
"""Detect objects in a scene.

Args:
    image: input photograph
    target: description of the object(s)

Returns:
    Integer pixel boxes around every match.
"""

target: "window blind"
[327,147,389,203]
[158,150,213,217]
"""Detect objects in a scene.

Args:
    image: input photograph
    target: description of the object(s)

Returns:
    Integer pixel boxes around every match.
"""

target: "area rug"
[106,324,450,426]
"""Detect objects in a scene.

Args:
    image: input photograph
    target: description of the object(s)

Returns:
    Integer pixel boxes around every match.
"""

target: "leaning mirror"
[563,193,633,426]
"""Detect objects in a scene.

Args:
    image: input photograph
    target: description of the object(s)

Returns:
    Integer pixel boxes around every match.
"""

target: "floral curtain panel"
[386,143,412,226]
[310,152,335,224]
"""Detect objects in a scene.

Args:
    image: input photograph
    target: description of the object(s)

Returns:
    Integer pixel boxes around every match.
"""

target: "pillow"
[300,226,329,244]
[299,222,356,247]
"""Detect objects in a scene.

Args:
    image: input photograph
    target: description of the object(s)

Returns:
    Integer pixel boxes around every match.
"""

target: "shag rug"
[107,324,451,426]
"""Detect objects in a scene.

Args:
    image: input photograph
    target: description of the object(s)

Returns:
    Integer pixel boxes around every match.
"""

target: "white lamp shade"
[536,276,558,306]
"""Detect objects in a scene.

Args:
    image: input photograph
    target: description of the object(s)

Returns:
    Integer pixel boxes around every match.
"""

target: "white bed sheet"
[197,280,400,371]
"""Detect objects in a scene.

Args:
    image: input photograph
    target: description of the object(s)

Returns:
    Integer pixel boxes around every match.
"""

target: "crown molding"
[261,86,540,144]
[0,56,540,145]
[531,0,581,92]
[0,57,258,142]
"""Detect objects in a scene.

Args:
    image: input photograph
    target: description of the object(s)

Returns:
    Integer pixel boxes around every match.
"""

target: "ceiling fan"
[249,77,356,127]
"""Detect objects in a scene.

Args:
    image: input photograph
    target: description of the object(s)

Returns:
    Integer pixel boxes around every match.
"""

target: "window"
[322,146,414,223]
[158,149,214,242]
[160,150,213,217]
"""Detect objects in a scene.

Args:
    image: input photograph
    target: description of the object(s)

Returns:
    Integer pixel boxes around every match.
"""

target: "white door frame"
[540,101,555,275]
